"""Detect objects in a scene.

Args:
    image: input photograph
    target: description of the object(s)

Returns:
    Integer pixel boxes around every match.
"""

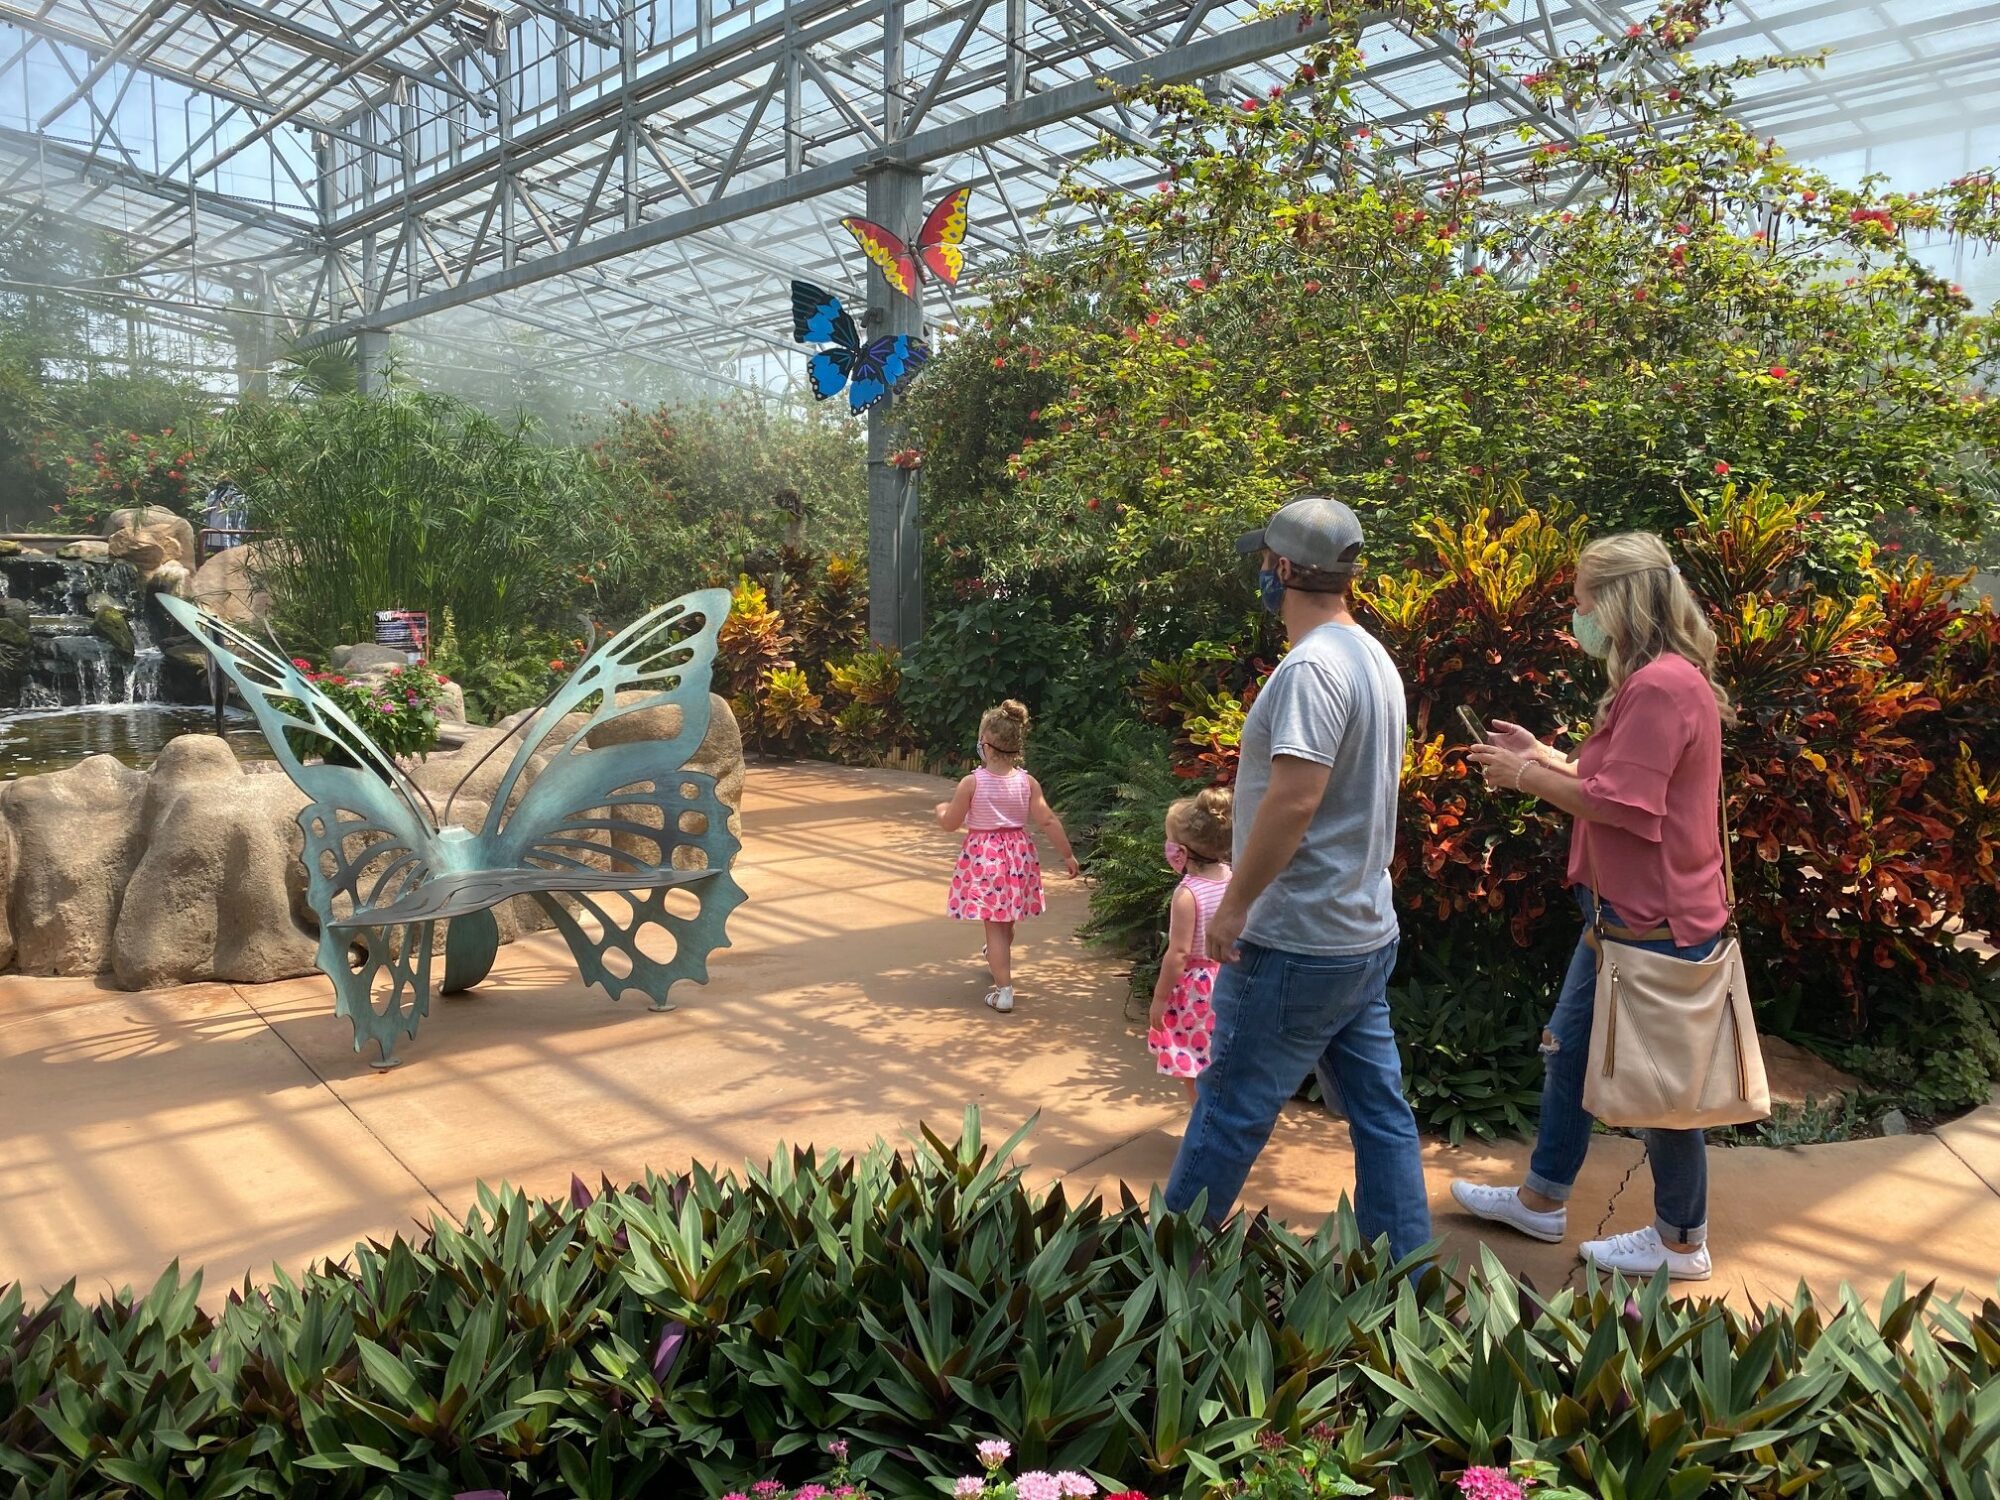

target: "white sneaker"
[1449,1181,1567,1244]
[984,986,1014,1014]
[1579,1225,1712,1281]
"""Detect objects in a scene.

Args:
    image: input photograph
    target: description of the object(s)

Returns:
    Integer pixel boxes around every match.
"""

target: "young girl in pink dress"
[935,700,1079,1014]
[1148,787,1234,1101]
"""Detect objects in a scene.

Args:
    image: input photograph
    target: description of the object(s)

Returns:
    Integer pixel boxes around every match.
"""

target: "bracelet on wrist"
[1515,760,1533,793]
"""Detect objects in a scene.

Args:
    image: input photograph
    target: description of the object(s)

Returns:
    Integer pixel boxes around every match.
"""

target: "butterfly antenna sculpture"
[160,590,746,1067]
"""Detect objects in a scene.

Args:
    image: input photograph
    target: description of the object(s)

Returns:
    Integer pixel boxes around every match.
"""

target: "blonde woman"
[1452,532,1734,1281]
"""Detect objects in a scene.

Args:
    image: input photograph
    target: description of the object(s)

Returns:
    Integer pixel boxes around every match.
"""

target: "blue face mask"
[1572,607,1613,659]
[1257,567,1286,615]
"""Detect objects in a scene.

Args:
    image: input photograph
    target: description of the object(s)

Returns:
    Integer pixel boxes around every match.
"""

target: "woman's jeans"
[1528,891,1721,1247]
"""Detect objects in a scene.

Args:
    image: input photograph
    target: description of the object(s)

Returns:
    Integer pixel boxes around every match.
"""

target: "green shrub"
[3,1117,1998,1500]
[588,394,867,615]
[898,597,1088,758]
[1387,934,1548,1146]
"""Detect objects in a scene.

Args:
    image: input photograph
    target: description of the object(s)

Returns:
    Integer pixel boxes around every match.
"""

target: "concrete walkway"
[3,763,1997,1308]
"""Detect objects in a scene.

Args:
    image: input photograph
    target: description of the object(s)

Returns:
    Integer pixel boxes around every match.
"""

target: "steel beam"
[300,9,1339,345]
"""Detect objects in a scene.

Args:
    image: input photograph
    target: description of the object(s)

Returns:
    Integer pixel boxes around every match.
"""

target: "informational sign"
[373,609,429,659]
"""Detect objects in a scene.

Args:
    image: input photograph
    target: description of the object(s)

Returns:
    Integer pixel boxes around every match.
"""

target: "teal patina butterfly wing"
[157,596,442,1063]
[471,588,746,1008]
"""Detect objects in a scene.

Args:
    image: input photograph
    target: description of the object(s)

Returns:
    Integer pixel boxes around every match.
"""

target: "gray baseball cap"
[1234,495,1364,573]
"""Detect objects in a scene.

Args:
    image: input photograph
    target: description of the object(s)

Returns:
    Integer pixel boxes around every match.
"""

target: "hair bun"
[1000,699,1030,726]
[1195,785,1234,821]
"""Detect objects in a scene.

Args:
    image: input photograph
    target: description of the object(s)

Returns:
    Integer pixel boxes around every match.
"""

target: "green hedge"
[4,1117,1996,1499]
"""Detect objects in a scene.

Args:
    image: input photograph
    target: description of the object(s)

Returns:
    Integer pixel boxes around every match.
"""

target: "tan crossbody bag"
[1580,783,1770,1130]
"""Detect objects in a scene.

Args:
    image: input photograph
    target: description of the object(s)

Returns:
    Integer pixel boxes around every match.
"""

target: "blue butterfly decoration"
[790,280,930,413]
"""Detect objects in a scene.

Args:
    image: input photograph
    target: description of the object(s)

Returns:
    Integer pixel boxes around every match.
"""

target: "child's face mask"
[1163,839,1189,874]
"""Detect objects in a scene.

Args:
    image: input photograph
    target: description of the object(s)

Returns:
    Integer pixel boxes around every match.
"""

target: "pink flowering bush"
[713,1439,877,1500]
[1454,1461,1592,1500]
[955,1439,1110,1500]
[1225,1428,1369,1498]
[279,655,451,760]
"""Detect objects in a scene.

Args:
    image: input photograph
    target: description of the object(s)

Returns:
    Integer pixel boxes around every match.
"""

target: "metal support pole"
[356,328,389,392]
[863,161,923,649]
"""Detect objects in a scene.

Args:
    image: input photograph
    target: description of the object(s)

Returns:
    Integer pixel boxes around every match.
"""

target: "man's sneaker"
[1579,1226,1712,1281]
[1449,1180,1567,1244]
[984,986,1015,1014]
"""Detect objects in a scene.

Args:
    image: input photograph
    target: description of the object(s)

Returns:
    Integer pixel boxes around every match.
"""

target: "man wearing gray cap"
[1163,495,1431,1264]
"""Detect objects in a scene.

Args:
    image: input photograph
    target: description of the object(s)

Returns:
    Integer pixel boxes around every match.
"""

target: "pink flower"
[827,1441,848,1461]
[1713,461,1731,475]
[976,1441,1012,1470]
[751,1485,785,1498]
[955,1481,985,1499]
[290,657,312,670]
[1016,1476,1062,1500]
[1055,1474,1097,1497]
[794,1487,828,1500]
[1457,1468,1526,1500]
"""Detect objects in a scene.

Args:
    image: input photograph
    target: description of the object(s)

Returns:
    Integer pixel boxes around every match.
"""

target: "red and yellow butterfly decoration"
[840,185,972,300]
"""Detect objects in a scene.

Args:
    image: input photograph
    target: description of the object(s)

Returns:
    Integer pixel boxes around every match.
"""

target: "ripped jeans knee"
[1538,1027,1560,1056]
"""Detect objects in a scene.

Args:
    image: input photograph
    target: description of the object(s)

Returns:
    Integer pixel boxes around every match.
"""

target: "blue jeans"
[1529,891,1720,1246]
[1165,938,1431,1263]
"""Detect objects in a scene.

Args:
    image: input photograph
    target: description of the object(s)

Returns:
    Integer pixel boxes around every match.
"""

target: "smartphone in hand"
[1456,705,1489,744]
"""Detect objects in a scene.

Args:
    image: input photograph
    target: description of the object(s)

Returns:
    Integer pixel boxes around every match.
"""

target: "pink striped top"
[967,766,1032,830]
[1180,868,1232,964]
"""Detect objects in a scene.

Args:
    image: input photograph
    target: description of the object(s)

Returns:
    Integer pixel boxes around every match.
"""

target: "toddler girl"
[1148,787,1234,1100]
[935,700,1079,1014]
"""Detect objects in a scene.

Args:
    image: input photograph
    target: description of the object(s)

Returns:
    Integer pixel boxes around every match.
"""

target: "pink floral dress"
[1149,868,1230,1080]
[947,767,1046,922]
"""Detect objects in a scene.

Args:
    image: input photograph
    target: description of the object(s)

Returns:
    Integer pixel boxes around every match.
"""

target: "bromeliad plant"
[3,1115,1998,1500]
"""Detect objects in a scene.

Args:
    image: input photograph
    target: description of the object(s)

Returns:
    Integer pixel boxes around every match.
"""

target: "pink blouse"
[1566,653,1730,947]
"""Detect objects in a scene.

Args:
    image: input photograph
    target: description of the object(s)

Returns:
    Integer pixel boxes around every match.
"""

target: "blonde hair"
[979,700,1031,758]
[1167,786,1234,864]
[1576,532,1735,725]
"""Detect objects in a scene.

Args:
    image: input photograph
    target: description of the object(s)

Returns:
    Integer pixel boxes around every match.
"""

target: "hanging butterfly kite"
[790,280,929,413]
[840,184,972,300]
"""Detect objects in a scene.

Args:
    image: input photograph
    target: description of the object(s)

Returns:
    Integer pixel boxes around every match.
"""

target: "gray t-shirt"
[1233,622,1405,956]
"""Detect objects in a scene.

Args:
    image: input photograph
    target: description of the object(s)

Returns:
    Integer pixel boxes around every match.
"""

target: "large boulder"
[111,737,319,989]
[330,643,412,674]
[189,541,275,626]
[57,540,110,562]
[104,506,195,586]
[1,755,145,974]
[94,603,136,657]
[0,697,747,989]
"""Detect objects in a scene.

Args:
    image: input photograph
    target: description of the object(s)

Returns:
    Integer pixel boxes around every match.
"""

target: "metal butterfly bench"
[160,589,745,1067]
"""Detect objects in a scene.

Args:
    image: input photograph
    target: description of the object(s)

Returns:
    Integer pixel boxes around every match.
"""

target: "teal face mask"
[1572,607,1613,659]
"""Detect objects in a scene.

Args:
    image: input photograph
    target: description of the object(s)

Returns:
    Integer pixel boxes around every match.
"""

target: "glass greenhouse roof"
[2,0,1996,395]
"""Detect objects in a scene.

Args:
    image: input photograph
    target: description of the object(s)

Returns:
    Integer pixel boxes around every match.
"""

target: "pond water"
[0,703,274,778]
